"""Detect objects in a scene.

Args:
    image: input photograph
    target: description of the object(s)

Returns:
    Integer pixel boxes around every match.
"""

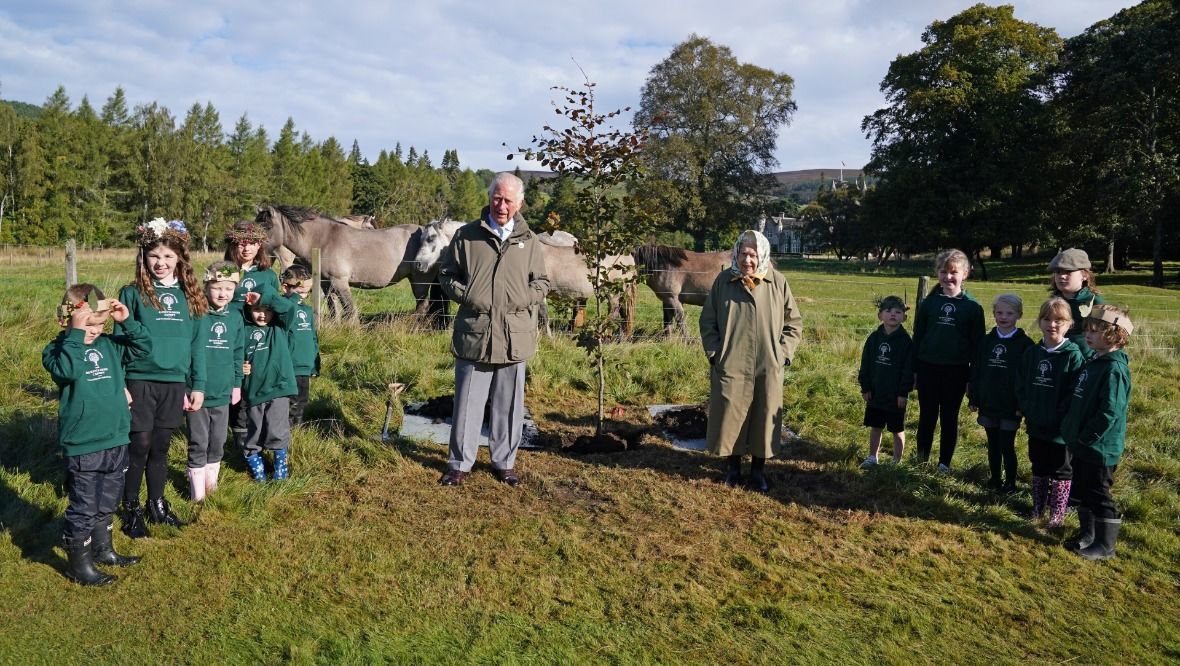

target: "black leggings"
[916,361,970,466]
[124,427,175,503]
[985,427,1018,485]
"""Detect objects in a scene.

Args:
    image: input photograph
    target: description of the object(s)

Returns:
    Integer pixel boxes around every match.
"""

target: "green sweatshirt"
[117,282,206,391]
[230,265,280,314]
[857,325,914,413]
[42,321,152,456]
[969,328,1035,421]
[1062,349,1131,467]
[1015,338,1085,444]
[192,306,245,408]
[912,286,985,366]
[242,289,297,405]
[1058,286,1104,356]
[285,294,321,377]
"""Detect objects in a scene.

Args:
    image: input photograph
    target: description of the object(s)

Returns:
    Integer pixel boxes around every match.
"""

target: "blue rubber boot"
[245,453,267,482]
[272,449,289,481]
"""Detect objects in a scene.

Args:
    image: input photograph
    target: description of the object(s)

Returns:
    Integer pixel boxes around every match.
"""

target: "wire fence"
[17,241,1180,355]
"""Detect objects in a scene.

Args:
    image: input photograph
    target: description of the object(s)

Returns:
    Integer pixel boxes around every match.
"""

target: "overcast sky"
[0,1,1137,173]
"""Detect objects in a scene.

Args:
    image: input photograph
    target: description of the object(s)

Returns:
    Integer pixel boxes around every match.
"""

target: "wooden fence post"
[916,276,929,310]
[65,239,77,287]
[311,247,322,323]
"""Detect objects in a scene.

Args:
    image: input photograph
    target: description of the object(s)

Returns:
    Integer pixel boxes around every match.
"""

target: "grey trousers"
[186,404,230,467]
[63,445,128,545]
[243,398,291,456]
[448,359,525,473]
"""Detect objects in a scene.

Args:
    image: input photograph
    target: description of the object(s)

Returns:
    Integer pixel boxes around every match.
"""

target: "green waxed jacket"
[438,210,550,364]
[1062,349,1131,466]
[43,321,153,456]
[1016,339,1086,444]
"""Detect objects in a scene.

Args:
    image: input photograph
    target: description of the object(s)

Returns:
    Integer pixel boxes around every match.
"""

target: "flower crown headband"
[203,265,242,284]
[136,217,190,247]
[225,222,269,244]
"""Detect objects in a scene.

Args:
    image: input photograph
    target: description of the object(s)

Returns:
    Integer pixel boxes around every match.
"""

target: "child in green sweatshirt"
[281,265,321,428]
[43,284,152,585]
[857,295,912,466]
[912,249,985,471]
[969,294,1034,493]
[1062,305,1133,561]
[1016,298,1086,527]
[240,289,298,481]
[185,261,246,501]
[116,218,208,538]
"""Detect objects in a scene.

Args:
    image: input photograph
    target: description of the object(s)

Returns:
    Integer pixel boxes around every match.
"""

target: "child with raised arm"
[185,261,246,501]
[1015,298,1085,526]
[911,249,986,472]
[117,218,207,537]
[1062,305,1133,560]
[969,294,1034,493]
[281,264,321,428]
[241,288,298,481]
[857,295,912,466]
[43,285,151,585]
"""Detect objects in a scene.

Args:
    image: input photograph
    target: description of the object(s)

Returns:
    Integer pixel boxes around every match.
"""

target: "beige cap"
[1049,248,1091,272]
[1088,304,1133,334]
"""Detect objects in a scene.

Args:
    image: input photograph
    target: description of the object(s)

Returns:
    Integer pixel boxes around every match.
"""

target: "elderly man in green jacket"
[436,172,550,487]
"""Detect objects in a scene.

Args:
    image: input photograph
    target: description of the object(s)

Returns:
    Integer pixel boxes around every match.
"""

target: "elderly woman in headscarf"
[699,229,803,491]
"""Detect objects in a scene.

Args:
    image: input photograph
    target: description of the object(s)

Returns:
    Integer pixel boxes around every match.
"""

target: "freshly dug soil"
[655,405,708,439]
[566,432,630,454]
[406,395,455,420]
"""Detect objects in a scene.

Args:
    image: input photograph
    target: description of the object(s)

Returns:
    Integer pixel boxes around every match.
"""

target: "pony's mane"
[632,244,689,271]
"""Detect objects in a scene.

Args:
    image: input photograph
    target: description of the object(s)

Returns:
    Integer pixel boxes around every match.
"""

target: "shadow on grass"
[0,413,69,574]
[557,427,1053,544]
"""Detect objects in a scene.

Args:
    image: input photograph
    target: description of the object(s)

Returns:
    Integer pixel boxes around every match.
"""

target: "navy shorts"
[127,380,186,432]
[864,405,905,433]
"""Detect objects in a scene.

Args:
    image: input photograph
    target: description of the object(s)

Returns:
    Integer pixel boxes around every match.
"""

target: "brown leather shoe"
[493,468,520,487]
[438,469,466,486]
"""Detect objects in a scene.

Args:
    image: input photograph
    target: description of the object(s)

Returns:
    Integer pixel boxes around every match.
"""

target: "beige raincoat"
[699,232,803,458]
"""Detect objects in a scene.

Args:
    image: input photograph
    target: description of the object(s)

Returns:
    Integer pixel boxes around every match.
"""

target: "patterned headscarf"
[729,229,771,289]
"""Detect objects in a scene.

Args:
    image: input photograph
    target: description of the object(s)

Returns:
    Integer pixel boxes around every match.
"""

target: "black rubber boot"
[747,457,770,493]
[92,519,141,567]
[120,502,150,539]
[145,497,185,528]
[1064,508,1095,552]
[64,537,116,586]
[723,455,742,487]
[1078,516,1121,561]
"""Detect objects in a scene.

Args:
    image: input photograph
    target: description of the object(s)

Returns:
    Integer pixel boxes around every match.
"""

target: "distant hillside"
[1,99,41,120]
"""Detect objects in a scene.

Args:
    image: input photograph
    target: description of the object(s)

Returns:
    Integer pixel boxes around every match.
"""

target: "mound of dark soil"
[654,405,708,439]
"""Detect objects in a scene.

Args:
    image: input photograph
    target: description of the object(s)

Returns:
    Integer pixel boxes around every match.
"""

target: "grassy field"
[1,248,1178,664]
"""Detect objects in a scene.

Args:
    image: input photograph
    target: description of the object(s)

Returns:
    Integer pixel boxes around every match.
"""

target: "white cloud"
[0,0,1138,174]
